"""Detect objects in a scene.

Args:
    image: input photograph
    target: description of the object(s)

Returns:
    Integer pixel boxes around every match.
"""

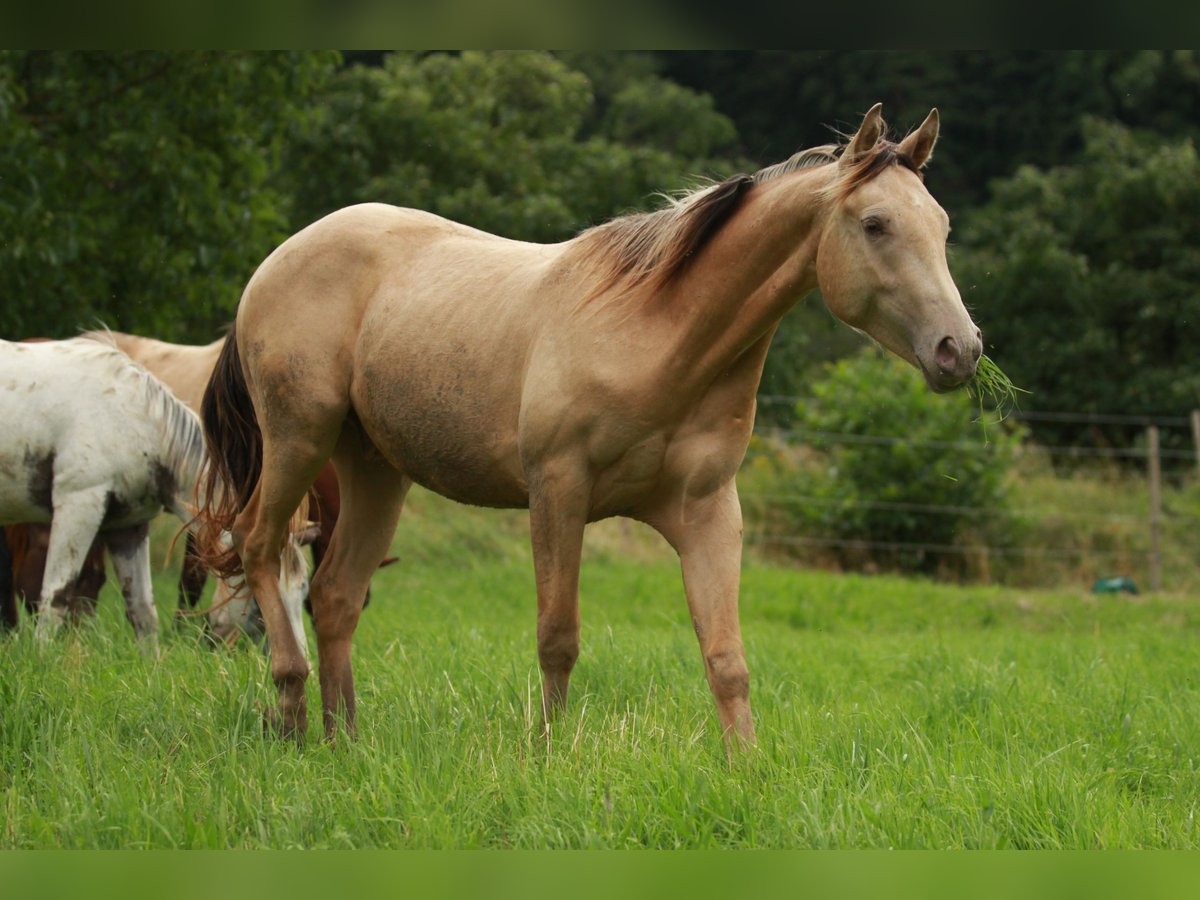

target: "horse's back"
[241,203,555,330]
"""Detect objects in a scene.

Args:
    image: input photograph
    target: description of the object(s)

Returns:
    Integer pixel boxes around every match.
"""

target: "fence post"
[1191,410,1200,480]
[1148,424,1163,593]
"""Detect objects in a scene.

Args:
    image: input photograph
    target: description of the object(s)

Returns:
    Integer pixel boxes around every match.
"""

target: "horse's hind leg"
[310,432,409,739]
[232,326,354,738]
[236,421,342,739]
[102,523,159,653]
[35,487,107,641]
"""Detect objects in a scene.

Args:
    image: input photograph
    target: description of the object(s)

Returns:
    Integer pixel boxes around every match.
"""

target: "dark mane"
[572,138,919,298]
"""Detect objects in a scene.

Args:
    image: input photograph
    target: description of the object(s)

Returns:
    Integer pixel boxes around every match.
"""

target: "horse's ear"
[897,108,939,169]
[377,555,400,570]
[840,102,886,167]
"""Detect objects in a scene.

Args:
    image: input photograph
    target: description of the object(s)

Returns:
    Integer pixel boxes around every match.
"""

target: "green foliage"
[0,51,338,342]
[280,51,745,241]
[757,294,870,425]
[662,51,1200,217]
[953,118,1200,446]
[746,348,1024,575]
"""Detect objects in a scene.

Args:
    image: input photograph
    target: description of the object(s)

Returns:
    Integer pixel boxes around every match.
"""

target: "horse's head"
[208,525,318,662]
[816,103,981,393]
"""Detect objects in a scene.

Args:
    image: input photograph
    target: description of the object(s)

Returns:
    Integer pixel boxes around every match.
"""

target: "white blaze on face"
[208,530,310,665]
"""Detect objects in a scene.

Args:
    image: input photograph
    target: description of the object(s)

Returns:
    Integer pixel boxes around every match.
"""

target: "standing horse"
[0,338,312,653]
[197,105,982,747]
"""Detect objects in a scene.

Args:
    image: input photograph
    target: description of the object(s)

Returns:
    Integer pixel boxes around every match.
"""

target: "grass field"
[3,489,1200,849]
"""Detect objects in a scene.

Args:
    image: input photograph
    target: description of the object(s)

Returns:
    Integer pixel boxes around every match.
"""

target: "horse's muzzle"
[928,330,982,392]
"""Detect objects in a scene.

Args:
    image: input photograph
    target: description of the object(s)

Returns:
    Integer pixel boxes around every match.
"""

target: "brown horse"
[198,105,982,748]
[0,524,106,630]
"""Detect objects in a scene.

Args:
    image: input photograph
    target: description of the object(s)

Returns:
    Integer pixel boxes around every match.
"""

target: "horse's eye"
[862,217,886,237]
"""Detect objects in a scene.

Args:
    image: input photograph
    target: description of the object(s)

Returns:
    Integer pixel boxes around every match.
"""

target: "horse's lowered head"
[815,103,982,393]
[208,523,320,659]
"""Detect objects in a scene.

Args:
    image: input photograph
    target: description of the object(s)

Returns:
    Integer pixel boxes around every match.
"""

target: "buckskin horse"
[197,105,982,748]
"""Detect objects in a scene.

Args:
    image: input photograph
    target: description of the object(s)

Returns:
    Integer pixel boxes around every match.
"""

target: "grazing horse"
[0,337,108,632]
[198,105,982,747]
[80,330,392,620]
[0,338,312,653]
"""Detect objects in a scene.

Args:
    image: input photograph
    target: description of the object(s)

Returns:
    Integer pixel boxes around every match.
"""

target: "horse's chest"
[588,436,670,518]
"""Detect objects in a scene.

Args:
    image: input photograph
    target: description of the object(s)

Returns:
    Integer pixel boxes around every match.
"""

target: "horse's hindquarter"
[0,366,56,523]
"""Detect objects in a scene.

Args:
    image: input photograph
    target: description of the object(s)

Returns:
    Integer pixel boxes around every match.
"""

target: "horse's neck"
[649,170,831,386]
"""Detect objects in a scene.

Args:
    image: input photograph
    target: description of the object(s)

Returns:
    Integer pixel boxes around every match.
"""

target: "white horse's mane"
[75,333,207,497]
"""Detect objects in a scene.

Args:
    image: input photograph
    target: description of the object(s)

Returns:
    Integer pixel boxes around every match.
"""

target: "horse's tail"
[195,321,260,580]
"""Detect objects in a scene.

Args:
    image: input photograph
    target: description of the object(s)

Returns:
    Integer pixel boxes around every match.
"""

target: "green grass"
[965,353,1028,422]
[3,490,1200,848]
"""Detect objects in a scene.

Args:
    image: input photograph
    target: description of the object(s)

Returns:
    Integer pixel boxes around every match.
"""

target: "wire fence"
[745,398,1200,589]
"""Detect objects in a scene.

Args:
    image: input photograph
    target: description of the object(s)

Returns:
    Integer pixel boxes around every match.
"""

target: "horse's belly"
[390,429,527,508]
[0,482,50,524]
[355,380,527,508]
[0,445,55,524]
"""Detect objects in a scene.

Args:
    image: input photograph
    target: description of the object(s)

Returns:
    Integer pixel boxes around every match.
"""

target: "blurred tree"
[659,51,1200,216]
[953,117,1200,447]
[0,51,337,342]
[280,51,744,242]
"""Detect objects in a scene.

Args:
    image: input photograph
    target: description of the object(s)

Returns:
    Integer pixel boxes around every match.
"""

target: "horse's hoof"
[260,706,306,744]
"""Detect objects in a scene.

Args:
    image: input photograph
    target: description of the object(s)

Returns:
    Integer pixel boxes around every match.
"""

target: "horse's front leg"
[36,487,108,642]
[102,523,159,654]
[527,459,590,727]
[644,480,756,752]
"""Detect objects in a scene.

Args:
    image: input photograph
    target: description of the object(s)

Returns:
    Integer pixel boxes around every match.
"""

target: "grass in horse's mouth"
[965,354,1027,422]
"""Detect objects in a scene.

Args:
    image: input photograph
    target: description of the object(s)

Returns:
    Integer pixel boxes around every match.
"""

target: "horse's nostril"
[935,336,959,374]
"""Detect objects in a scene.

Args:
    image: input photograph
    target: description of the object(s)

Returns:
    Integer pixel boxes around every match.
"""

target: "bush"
[744,348,1025,577]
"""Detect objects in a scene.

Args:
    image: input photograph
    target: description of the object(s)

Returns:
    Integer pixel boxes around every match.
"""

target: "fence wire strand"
[747,397,1197,579]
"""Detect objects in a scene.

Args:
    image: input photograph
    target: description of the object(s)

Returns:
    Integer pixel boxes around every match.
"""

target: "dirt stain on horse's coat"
[25,451,54,514]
